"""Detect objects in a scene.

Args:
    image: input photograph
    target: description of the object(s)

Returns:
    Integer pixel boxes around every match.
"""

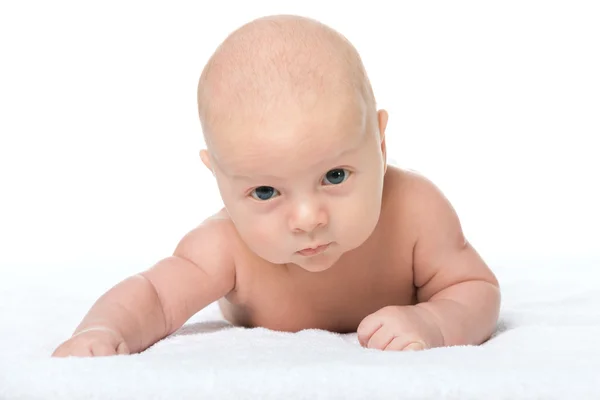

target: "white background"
[1,1,598,280]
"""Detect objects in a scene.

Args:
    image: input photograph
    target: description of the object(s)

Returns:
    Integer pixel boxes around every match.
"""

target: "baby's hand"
[52,327,130,357]
[357,305,444,351]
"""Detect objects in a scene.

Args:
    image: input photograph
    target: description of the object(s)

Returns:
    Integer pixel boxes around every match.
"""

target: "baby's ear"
[200,149,214,174]
[377,110,389,173]
[377,109,388,142]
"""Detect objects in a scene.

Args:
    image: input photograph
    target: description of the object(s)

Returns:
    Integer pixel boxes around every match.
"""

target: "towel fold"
[1,260,599,399]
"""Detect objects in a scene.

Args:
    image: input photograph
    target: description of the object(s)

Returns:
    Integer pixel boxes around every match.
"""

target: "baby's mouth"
[296,243,331,257]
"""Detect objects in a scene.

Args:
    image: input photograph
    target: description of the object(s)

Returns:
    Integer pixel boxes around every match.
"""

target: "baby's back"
[215,166,419,333]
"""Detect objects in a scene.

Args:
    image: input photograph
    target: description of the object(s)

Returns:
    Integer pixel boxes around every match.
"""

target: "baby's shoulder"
[172,209,240,272]
[384,167,457,229]
[392,168,447,200]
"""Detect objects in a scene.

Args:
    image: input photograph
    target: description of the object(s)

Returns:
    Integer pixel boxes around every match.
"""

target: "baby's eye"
[251,186,280,201]
[322,168,350,185]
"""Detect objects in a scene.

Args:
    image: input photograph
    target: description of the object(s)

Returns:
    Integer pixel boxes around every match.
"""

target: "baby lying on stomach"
[53,14,500,357]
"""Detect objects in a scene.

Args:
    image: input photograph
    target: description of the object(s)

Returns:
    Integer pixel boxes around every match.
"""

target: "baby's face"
[206,97,386,272]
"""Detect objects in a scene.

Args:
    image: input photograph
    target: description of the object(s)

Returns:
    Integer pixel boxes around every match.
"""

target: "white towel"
[1,259,599,399]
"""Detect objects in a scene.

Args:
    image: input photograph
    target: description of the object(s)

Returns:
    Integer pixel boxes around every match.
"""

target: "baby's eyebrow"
[227,140,362,182]
[231,173,284,181]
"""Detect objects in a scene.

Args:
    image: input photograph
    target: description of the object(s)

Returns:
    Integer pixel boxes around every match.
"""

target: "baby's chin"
[294,262,336,273]
[287,251,344,272]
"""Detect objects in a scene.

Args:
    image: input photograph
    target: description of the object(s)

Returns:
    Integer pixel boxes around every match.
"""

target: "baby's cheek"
[243,218,282,257]
[336,194,380,245]
[251,225,272,246]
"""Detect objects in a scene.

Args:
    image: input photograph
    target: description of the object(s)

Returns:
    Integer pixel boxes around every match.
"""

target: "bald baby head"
[197,15,378,153]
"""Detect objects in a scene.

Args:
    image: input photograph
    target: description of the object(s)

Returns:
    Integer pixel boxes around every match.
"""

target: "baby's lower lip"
[297,243,330,256]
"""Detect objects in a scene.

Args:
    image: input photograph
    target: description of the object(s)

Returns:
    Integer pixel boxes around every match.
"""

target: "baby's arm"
[410,177,501,347]
[52,220,235,357]
[357,174,500,351]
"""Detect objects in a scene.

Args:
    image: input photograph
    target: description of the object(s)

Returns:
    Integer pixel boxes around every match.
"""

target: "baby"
[53,14,500,357]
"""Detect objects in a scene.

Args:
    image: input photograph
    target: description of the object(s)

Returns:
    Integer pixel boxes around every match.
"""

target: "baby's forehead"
[212,111,367,177]
[213,87,366,146]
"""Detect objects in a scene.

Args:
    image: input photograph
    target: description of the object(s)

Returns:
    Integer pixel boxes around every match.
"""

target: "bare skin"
[217,166,499,341]
[52,15,500,357]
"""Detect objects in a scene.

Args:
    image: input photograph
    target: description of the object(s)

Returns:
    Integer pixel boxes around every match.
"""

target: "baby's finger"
[366,326,394,350]
[116,341,130,355]
[402,341,425,351]
[356,318,383,347]
[91,343,117,357]
[384,337,425,352]
[69,346,94,357]
[51,346,68,358]
[51,342,69,357]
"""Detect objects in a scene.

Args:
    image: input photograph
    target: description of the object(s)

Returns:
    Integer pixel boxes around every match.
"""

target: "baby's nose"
[289,201,328,233]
